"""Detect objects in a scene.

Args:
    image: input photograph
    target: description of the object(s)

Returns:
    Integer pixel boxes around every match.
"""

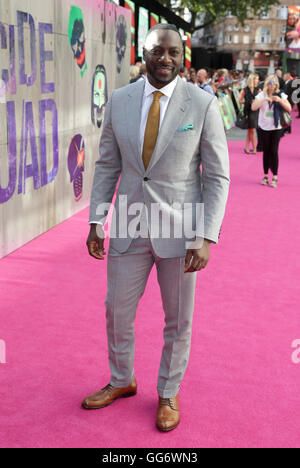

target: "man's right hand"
[86,224,106,260]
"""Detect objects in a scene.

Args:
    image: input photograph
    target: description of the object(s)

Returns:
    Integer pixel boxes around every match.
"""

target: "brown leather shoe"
[156,395,180,432]
[81,378,137,409]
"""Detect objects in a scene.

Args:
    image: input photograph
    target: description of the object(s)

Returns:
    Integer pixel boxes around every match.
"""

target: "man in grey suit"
[82,24,230,432]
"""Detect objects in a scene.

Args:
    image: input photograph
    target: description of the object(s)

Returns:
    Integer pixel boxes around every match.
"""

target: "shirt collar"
[144,75,178,99]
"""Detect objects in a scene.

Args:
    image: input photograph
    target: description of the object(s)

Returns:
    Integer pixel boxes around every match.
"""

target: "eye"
[151,49,162,56]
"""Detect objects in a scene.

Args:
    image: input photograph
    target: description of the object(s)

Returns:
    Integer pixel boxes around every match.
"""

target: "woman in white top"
[251,75,292,188]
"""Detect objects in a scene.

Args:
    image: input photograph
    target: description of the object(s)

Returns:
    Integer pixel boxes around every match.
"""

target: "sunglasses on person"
[267,81,277,85]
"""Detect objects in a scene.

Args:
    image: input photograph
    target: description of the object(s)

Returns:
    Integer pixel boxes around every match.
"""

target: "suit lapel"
[146,78,191,172]
[127,79,145,174]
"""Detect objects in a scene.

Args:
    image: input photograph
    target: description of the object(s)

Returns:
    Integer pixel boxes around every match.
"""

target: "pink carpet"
[1,112,300,448]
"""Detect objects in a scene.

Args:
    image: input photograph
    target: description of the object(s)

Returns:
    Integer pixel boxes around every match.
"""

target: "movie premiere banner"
[138,7,148,58]
[286,5,300,53]
[124,0,135,63]
[0,0,131,259]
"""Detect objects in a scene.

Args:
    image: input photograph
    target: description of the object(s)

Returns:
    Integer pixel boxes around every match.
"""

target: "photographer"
[251,75,291,188]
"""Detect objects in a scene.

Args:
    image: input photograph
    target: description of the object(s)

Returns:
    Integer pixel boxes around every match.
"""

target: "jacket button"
[143,177,150,181]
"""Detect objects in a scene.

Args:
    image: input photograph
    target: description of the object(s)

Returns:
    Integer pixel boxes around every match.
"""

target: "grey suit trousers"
[105,233,197,398]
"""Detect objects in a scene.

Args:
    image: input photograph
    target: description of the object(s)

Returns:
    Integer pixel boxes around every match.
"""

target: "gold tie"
[142,91,164,170]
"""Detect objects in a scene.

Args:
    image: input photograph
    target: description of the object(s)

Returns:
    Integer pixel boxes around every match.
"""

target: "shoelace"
[160,398,177,410]
[102,384,114,394]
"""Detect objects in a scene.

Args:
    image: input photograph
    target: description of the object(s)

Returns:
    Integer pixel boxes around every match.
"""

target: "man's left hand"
[184,239,211,273]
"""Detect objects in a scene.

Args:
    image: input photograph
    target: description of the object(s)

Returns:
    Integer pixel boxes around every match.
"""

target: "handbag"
[280,110,292,128]
[236,108,248,130]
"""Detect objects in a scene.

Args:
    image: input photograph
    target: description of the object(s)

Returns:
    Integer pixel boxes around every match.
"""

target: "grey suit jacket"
[89,77,230,258]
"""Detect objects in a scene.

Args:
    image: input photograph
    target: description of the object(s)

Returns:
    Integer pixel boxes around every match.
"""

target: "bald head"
[143,28,183,88]
[197,69,208,85]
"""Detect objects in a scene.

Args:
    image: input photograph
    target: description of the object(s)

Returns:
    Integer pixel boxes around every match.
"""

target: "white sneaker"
[261,176,269,186]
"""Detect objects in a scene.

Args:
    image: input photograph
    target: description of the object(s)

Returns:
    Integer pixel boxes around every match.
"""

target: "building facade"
[214,1,289,72]
[193,1,290,73]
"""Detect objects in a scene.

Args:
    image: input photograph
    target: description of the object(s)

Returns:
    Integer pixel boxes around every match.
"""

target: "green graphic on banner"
[138,7,149,57]
[225,92,237,122]
[217,92,236,130]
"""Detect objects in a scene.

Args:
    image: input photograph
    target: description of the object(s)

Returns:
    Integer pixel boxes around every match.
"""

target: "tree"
[158,0,280,33]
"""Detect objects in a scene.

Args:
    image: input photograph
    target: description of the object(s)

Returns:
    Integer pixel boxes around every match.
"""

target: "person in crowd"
[294,74,300,118]
[239,71,247,89]
[239,73,260,154]
[179,66,188,81]
[216,69,226,87]
[283,72,294,105]
[224,69,230,84]
[228,70,234,82]
[82,24,229,432]
[130,63,147,83]
[197,69,215,95]
[275,69,285,91]
[188,67,197,85]
[256,72,266,151]
[139,63,147,78]
[251,75,291,188]
[129,65,140,83]
[283,72,294,133]
[211,71,219,94]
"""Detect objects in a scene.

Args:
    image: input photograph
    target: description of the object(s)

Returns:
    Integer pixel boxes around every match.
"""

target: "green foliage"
[158,0,280,32]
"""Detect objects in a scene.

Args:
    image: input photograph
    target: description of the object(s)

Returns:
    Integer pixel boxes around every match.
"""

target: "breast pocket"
[171,130,198,151]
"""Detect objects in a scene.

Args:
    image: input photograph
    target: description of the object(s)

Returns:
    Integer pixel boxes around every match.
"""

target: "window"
[218,29,224,46]
[276,6,288,20]
[243,25,250,32]
[260,11,269,19]
[281,26,286,34]
[243,35,250,44]
[280,36,285,46]
[227,25,233,31]
[255,26,271,45]
[234,24,240,31]
[233,35,239,44]
[226,34,232,44]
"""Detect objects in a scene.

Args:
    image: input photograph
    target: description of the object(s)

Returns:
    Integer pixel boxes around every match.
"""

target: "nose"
[158,52,172,63]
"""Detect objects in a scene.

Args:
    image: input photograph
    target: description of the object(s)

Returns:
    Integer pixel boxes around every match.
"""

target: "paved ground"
[226,126,247,141]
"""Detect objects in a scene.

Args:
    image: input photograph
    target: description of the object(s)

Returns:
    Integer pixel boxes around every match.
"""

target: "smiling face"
[143,29,183,89]
[265,75,279,95]
[288,13,298,27]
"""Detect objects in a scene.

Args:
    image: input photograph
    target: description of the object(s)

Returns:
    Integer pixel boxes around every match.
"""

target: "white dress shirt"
[140,76,178,153]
